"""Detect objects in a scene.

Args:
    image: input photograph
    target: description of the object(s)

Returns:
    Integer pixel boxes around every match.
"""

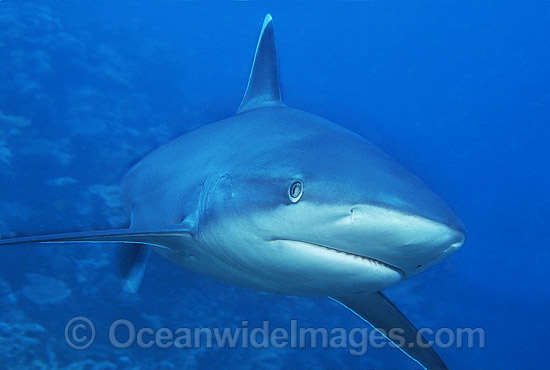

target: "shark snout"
[433,221,465,258]
[447,225,466,250]
[339,203,465,277]
[415,221,465,275]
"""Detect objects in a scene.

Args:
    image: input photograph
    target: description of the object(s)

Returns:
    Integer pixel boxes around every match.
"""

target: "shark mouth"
[272,239,404,277]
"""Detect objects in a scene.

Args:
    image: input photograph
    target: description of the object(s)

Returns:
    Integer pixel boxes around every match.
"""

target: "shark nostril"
[349,207,357,224]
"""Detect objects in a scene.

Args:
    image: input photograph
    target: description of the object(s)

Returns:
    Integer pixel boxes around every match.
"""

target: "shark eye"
[288,180,304,203]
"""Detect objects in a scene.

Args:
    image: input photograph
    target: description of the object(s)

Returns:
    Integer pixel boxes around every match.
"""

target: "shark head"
[198,106,465,296]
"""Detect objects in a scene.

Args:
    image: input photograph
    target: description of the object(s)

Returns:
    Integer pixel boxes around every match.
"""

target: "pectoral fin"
[0,227,194,251]
[331,292,448,370]
[0,227,198,293]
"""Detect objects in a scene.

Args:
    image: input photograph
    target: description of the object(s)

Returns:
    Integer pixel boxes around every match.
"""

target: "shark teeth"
[273,239,403,276]
[315,244,401,273]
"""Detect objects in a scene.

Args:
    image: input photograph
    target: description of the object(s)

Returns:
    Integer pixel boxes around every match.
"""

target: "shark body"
[0,14,465,370]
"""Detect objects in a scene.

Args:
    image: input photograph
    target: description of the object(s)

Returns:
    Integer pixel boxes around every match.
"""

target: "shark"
[0,14,465,370]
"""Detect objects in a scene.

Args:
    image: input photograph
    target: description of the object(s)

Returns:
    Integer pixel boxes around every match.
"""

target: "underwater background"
[0,1,548,369]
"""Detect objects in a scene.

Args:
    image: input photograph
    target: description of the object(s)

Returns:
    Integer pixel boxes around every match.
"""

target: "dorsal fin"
[237,14,283,114]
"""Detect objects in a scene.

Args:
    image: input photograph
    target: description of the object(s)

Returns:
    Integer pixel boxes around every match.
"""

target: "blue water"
[0,2,548,369]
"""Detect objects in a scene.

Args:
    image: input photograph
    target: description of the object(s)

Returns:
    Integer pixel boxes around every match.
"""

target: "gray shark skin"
[0,14,465,370]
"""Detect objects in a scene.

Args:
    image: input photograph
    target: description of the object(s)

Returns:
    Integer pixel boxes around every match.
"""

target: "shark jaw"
[260,239,404,297]
[272,239,405,276]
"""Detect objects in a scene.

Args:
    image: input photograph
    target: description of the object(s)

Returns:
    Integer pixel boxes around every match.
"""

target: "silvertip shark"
[0,14,465,370]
